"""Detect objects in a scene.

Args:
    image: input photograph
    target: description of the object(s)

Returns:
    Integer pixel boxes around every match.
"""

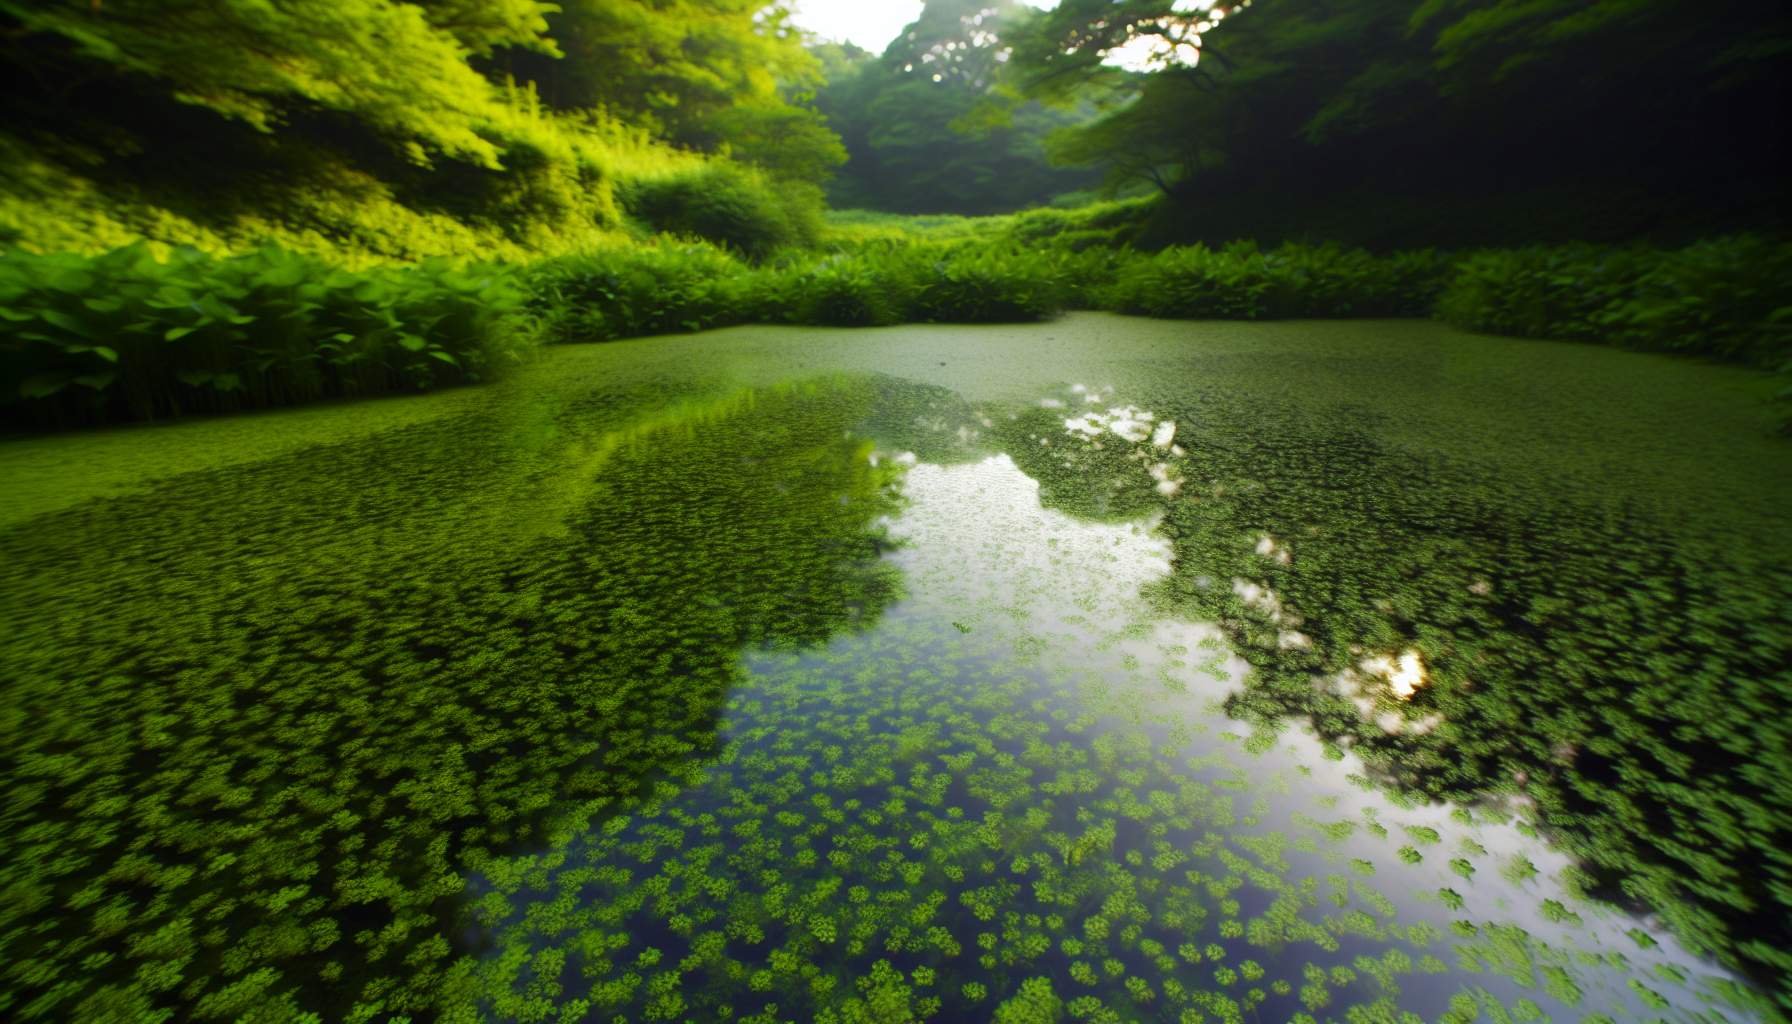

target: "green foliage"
[529,239,1069,344]
[494,0,833,174]
[527,243,756,342]
[1003,1,1792,247]
[994,977,1064,1024]
[1434,236,1792,366]
[1105,242,1451,320]
[0,0,556,166]
[0,374,910,1020]
[902,245,1060,323]
[622,164,823,260]
[779,242,1066,325]
[814,1,1102,215]
[1000,198,1156,253]
[0,244,536,426]
[789,259,906,328]
[0,0,840,264]
[13,230,1782,429]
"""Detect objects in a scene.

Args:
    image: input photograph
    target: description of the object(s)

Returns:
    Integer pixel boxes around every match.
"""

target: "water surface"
[2,315,1786,1023]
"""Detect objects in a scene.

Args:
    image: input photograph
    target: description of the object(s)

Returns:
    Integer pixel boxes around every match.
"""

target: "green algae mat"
[2,314,1788,1024]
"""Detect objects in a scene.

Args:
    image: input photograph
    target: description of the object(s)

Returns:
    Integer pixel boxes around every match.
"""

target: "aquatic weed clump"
[0,378,911,1020]
[449,406,1765,1024]
[1130,391,1792,1007]
[960,373,1790,1010]
[461,623,1467,1023]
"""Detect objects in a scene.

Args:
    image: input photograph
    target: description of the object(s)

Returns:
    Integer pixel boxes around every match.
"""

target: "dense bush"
[621,164,823,260]
[900,245,1063,323]
[787,257,905,327]
[1105,241,1451,320]
[1001,196,1156,251]
[1435,235,1792,366]
[530,241,1069,342]
[0,245,536,427]
[527,243,757,342]
[12,232,1786,430]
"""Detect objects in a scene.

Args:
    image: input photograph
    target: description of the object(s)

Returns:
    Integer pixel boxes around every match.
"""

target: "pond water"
[1,315,1787,1023]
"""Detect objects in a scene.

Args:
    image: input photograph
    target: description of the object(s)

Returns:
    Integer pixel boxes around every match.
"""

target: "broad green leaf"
[19,373,73,399]
[38,309,85,334]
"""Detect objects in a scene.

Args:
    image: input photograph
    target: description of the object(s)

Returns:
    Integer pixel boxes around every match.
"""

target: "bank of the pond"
[1,316,1787,1021]
[6,235,1788,431]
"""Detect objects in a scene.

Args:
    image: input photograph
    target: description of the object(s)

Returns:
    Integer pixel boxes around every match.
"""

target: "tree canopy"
[814,0,1103,215]
[481,0,842,179]
[1002,0,1792,245]
[0,0,846,257]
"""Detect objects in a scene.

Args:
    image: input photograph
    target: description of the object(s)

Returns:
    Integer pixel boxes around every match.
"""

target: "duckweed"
[2,317,1785,1022]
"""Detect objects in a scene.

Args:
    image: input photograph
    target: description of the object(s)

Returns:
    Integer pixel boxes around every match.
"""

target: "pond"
[1,314,1787,1023]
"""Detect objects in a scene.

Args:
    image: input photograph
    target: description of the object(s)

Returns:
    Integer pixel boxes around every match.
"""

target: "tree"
[813,0,1101,213]
[704,102,849,184]
[1004,0,1245,102]
[1001,0,1792,245]
[0,0,560,167]
[485,0,844,182]
[0,0,839,255]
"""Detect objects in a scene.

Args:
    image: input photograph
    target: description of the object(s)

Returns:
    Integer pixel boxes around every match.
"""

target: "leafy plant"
[1434,236,1792,366]
[0,244,537,426]
[621,163,821,260]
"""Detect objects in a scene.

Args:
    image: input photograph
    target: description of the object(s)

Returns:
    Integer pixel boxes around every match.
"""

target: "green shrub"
[1104,242,1272,319]
[1260,244,1452,317]
[1047,248,1127,311]
[704,242,1066,329]
[13,233,1781,431]
[1435,236,1792,366]
[1104,241,1449,320]
[1433,244,1640,341]
[1002,197,1155,250]
[789,258,904,327]
[621,163,820,260]
[902,245,1062,324]
[528,243,753,342]
[0,244,535,427]
[526,239,1066,339]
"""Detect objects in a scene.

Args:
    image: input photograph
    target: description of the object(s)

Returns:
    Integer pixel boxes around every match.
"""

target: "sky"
[785,1,1210,71]
[787,1,928,53]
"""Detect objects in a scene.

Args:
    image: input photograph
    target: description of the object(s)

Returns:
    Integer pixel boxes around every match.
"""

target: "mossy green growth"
[2,316,1784,1022]
[0,373,913,1020]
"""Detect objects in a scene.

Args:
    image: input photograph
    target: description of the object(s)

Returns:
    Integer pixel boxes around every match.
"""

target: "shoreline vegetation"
[5,219,1789,430]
